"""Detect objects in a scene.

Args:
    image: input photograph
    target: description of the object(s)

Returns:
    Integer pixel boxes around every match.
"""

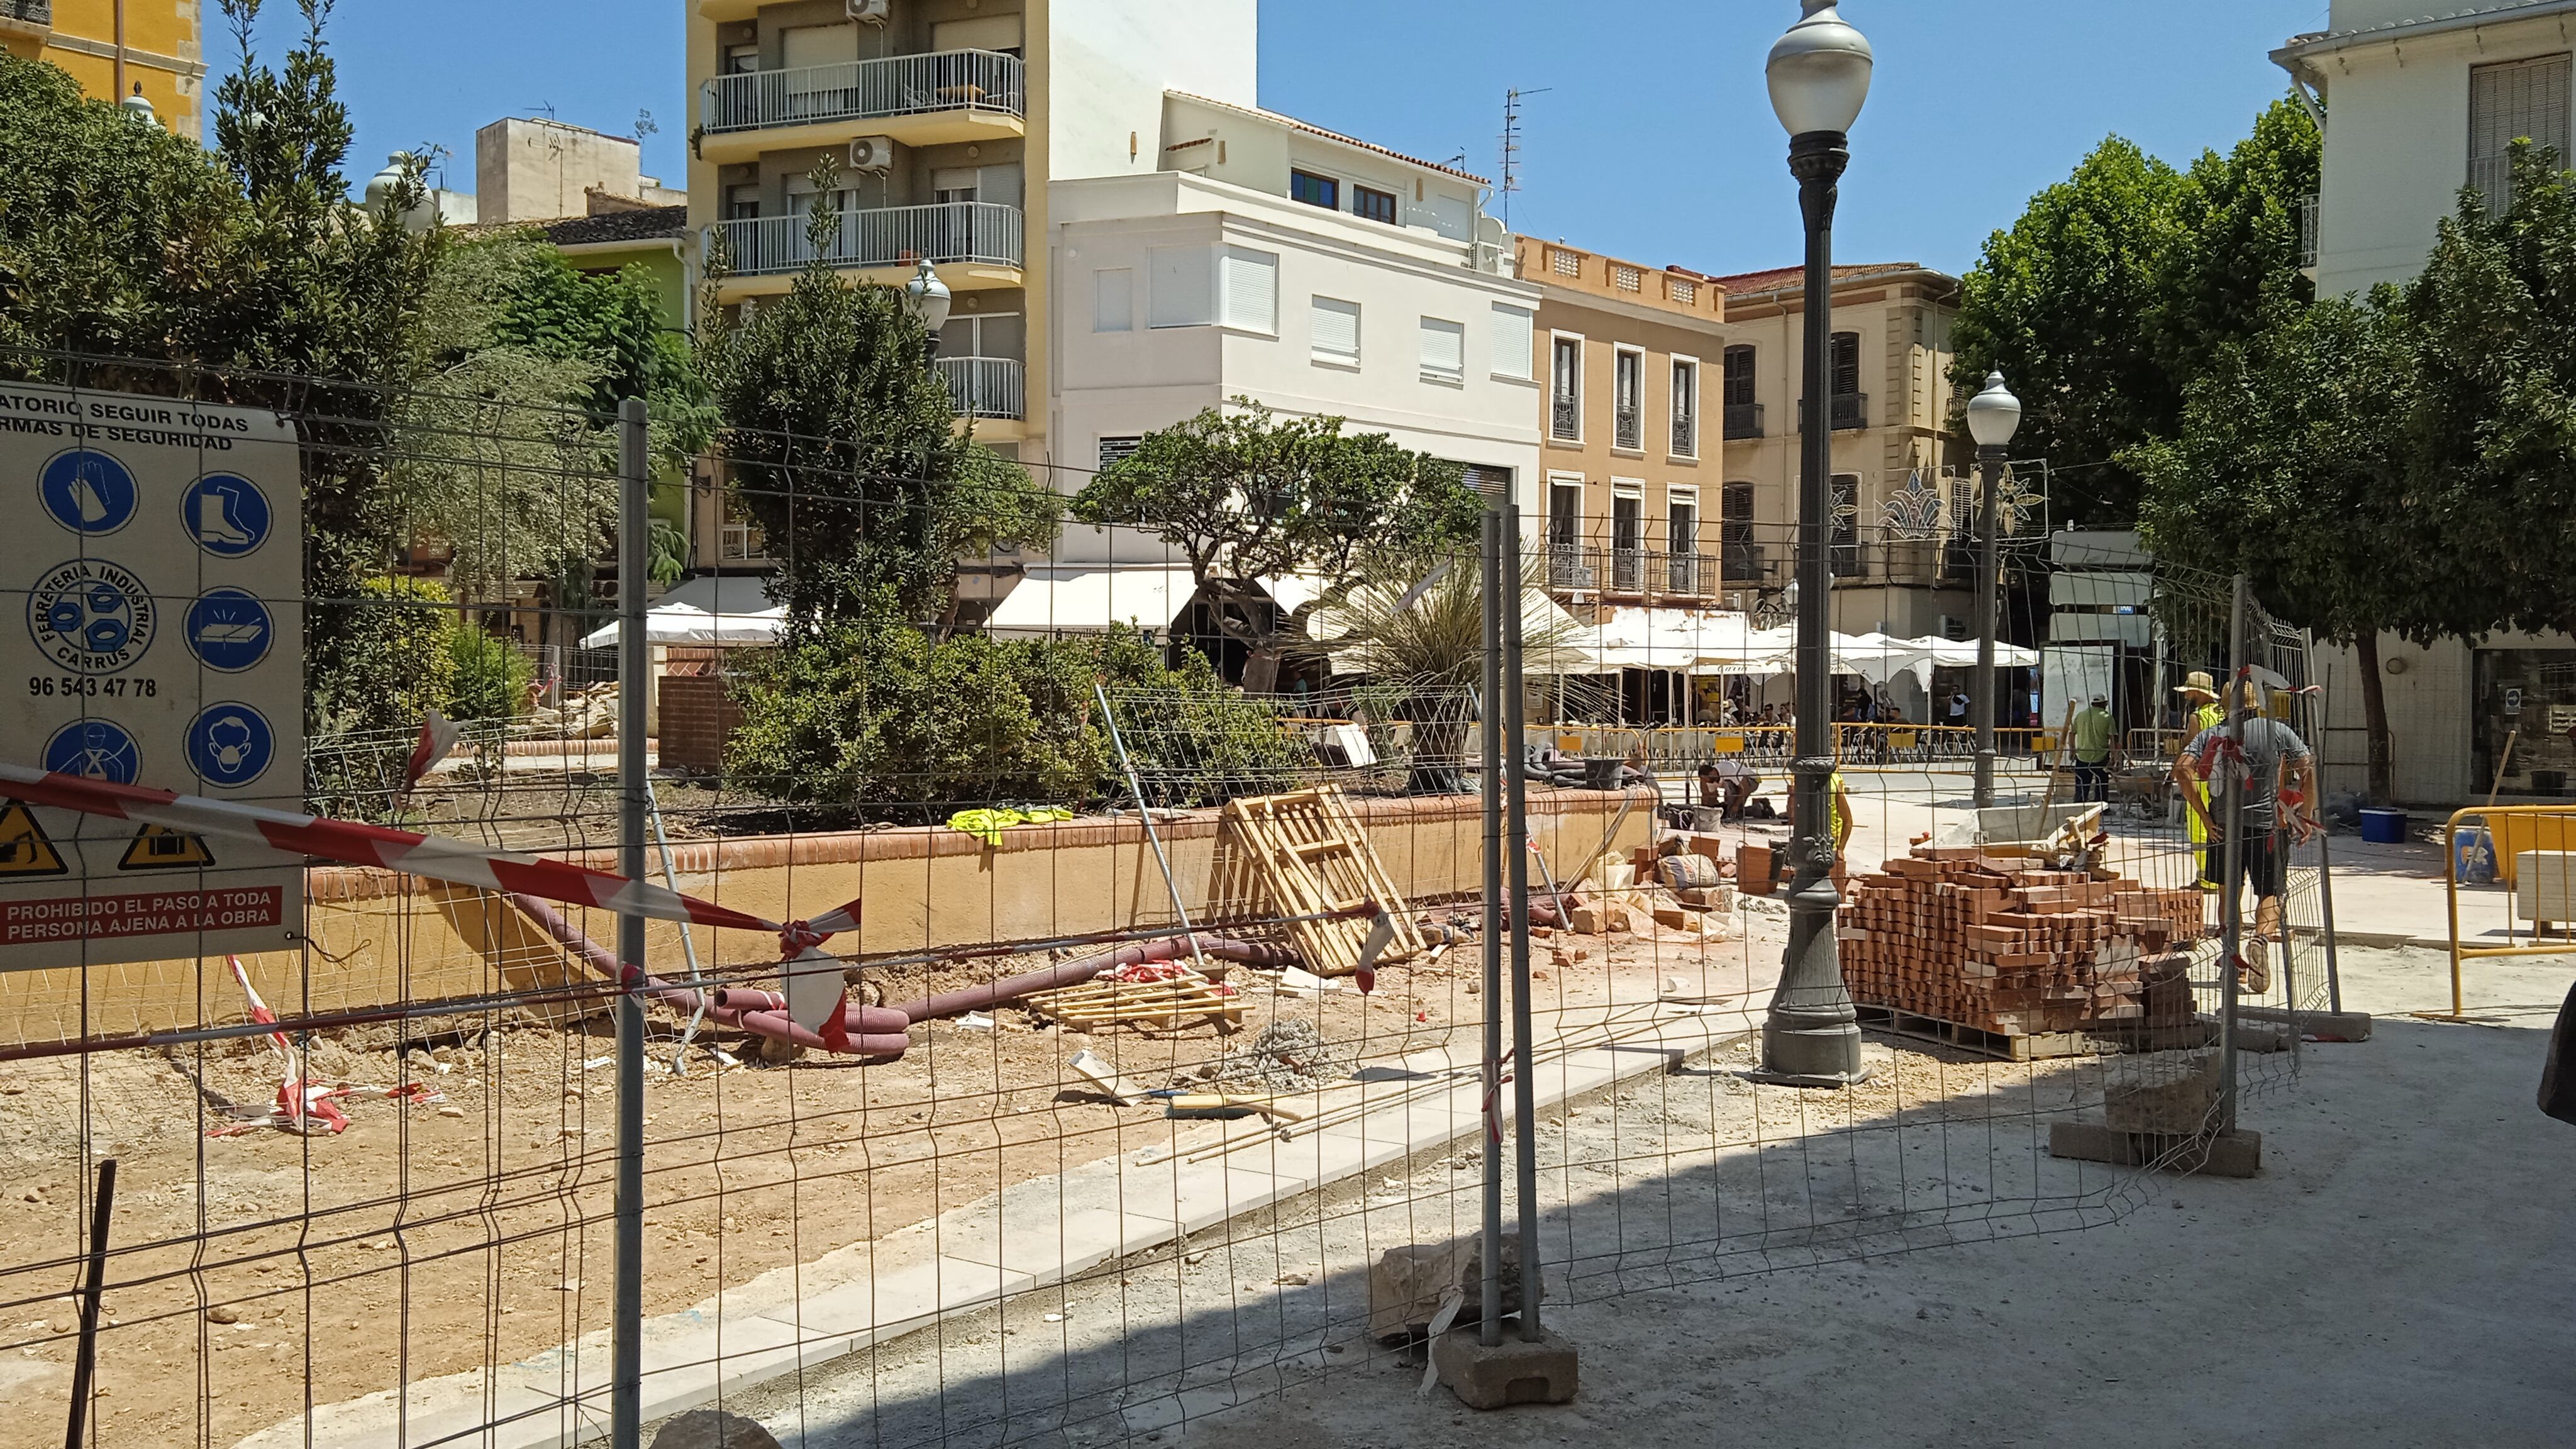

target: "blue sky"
[250,0,2328,278]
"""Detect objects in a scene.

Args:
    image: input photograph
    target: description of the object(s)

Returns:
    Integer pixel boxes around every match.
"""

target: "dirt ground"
[694,944,2576,1449]
[0,902,1783,1449]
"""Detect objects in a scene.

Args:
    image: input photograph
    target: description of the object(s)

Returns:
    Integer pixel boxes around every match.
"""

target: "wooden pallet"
[1023,972,1244,1030]
[1856,1003,2219,1062]
[1222,786,1424,975]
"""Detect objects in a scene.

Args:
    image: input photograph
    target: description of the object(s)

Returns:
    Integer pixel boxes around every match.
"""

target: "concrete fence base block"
[2238,1005,2376,1041]
[2050,1120,2263,1179]
[1431,1326,1580,1409]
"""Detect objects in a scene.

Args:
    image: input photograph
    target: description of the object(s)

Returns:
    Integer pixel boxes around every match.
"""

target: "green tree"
[2404,140,2576,643]
[1954,101,2318,524]
[2132,292,2429,802]
[1070,399,1483,692]
[697,160,1053,628]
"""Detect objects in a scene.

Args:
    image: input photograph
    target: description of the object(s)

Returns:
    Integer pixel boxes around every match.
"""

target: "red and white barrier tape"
[0,764,862,1038]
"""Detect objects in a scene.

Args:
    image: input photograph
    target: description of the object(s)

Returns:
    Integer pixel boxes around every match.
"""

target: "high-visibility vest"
[2185,702,2224,843]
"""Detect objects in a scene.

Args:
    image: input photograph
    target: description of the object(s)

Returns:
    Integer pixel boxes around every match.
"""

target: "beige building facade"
[1710,260,1973,642]
[1515,236,1731,607]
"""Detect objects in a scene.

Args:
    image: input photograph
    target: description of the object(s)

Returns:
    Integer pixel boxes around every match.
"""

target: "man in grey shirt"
[2173,682,2317,992]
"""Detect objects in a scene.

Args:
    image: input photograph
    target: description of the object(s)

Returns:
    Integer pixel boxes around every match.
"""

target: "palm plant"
[1306,550,1585,793]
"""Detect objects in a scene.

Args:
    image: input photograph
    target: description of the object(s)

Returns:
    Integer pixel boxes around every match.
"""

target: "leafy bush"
[446,623,532,721]
[313,577,459,737]
[724,604,1304,812]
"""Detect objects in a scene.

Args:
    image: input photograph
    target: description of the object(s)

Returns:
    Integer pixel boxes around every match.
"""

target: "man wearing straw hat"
[2175,672,2225,888]
[2175,679,2317,992]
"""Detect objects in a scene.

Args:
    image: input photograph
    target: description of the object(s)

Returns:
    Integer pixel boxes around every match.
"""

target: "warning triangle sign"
[119,824,216,872]
[0,801,68,878]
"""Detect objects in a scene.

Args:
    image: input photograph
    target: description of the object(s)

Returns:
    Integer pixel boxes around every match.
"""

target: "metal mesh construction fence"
[0,354,2340,1449]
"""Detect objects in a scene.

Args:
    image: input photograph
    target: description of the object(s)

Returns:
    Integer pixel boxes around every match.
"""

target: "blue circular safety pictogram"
[42,720,142,785]
[26,557,157,675]
[37,449,138,536]
[185,703,275,789]
[183,589,274,673]
[180,473,272,558]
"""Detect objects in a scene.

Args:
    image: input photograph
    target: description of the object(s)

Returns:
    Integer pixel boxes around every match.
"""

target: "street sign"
[1,382,304,969]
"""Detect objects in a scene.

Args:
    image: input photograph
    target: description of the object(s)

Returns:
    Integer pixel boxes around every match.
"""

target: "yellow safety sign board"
[0,801,68,877]
[119,823,216,872]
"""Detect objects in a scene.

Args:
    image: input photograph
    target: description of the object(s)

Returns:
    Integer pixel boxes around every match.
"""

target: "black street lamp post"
[1758,0,1874,1085]
[1967,372,2023,811]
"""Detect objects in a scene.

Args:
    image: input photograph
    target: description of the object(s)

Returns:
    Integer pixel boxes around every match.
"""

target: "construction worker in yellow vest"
[2175,672,2226,889]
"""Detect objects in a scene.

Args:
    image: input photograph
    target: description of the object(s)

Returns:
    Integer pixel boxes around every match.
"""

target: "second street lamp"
[1758,0,1873,1086]
[904,257,952,371]
[1966,372,2022,811]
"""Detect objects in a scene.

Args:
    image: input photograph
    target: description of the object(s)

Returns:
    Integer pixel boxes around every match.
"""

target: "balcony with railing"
[699,50,1024,158]
[1670,413,1697,458]
[0,0,48,27]
[708,201,1024,280]
[1723,402,1765,440]
[1540,545,1729,602]
[1613,404,1643,452]
[2297,194,2319,271]
[1550,394,1580,441]
[1799,393,1869,432]
[938,355,1025,421]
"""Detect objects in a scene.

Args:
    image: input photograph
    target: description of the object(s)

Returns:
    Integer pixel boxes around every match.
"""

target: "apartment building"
[1041,91,1539,592]
[2275,0,2576,802]
[1709,260,1972,645]
[685,0,1258,479]
[0,0,203,133]
[1515,236,1734,610]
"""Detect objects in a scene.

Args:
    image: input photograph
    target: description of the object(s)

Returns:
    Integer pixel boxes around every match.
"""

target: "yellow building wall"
[3,0,206,138]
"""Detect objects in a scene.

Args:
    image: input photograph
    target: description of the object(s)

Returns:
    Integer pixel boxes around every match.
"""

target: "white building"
[2277,1,2576,804]
[1026,90,1540,596]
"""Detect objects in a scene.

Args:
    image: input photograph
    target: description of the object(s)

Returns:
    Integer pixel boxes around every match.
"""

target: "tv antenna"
[1499,86,1550,231]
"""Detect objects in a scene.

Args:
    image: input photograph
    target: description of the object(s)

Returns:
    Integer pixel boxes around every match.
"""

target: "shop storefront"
[2475,648,2576,798]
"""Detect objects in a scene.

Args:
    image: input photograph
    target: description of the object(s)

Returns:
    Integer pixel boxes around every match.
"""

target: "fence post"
[1477,504,1506,1349]
[613,397,649,1448]
[1501,503,1545,1343]
[62,1157,115,1449]
[2216,574,2248,1136]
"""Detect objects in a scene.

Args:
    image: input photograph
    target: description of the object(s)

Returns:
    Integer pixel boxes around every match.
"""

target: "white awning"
[579,575,786,649]
[984,567,1199,638]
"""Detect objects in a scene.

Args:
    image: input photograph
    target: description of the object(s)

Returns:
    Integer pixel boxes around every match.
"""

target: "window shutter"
[1830,332,1861,397]
[1490,304,1534,380]
[1219,247,1278,333]
[1419,318,1465,380]
[1094,269,1133,333]
[1311,296,1362,363]
[1148,246,1213,329]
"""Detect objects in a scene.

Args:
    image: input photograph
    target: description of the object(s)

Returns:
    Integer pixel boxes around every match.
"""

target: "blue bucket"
[2360,808,2409,845]
[2455,826,2499,884]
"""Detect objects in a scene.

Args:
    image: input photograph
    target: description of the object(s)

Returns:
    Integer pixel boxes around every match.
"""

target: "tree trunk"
[2355,631,2394,806]
[1240,635,1285,694]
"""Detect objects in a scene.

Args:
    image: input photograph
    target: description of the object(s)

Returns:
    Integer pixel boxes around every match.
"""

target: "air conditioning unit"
[848,135,900,174]
[847,0,891,23]
[1939,614,1968,642]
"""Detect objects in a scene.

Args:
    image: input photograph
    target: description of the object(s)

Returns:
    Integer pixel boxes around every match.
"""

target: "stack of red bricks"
[1839,850,2206,1037]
